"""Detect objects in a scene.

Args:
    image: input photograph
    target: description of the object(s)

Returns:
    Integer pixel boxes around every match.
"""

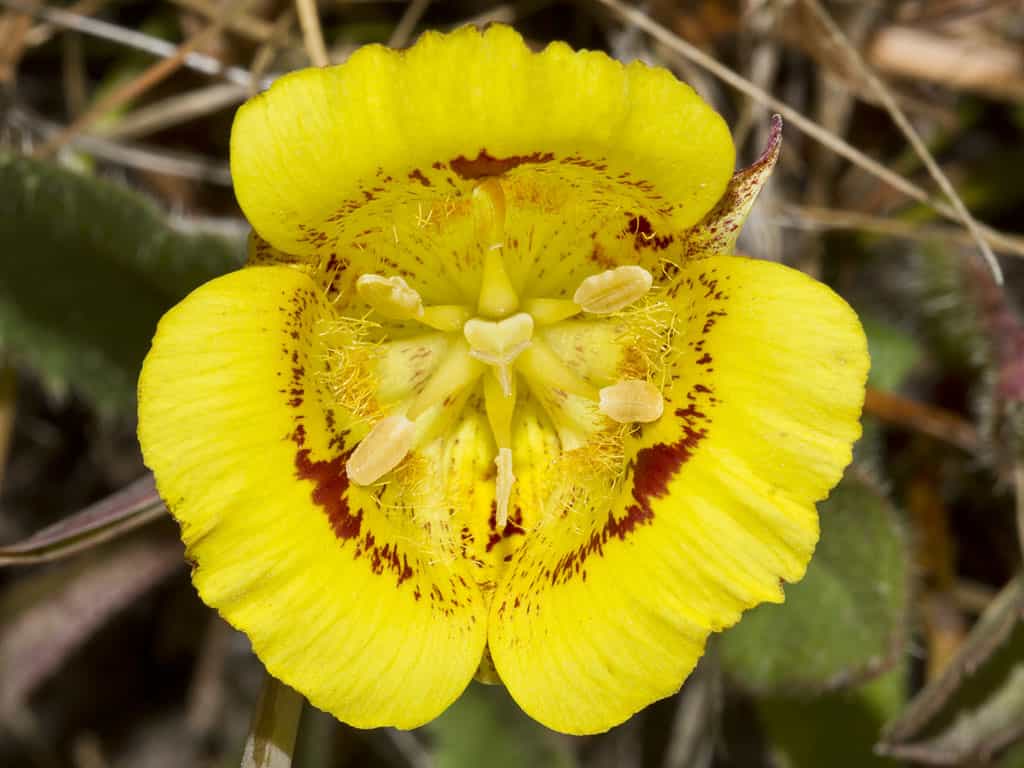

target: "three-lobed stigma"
[343,179,667,530]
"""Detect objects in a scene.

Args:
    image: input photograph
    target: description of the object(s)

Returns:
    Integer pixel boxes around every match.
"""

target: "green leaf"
[426,683,574,768]
[757,666,906,768]
[719,471,909,693]
[863,317,922,392]
[0,154,243,413]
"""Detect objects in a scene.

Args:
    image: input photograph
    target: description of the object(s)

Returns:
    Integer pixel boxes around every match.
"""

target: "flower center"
[342,179,668,530]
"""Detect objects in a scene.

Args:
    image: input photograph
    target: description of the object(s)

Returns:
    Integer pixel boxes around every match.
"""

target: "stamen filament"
[408,340,485,420]
[495,447,515,530]
[485,371,518,530]
[516,338,598,401]
[420,304,472,332]
[522,298,581,325]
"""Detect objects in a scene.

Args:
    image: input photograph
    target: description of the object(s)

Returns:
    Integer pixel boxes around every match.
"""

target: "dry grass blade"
[31,0,256,158]
[869,25,1024,102]
[295,0,329,67]
[801,0,1002,285]
[170,0,278,44]
[1,0,266,88]
[775,204,1024,255]
[593,0,1024,261]
[0,474,166,567]
[241,672,305,768]
[388,0,431,48]
[22,0,107,48]
[99,82,249,141]
[878,575,1024,763]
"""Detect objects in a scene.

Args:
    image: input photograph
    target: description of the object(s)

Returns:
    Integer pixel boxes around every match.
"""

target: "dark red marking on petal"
[294,447,362,540]
[485,503,526,553]
[408,168,432,187]
[547,389,712,587]
[624,213,673,250]
[449,150,555,180]
[559,155,609,172]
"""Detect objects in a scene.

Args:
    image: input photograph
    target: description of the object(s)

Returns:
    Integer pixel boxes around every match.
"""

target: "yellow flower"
[138,25,868,735]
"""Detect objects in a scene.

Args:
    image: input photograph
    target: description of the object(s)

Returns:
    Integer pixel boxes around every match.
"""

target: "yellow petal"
[230,25,734,301]
[138,266,486,729]
[487,255,868,734]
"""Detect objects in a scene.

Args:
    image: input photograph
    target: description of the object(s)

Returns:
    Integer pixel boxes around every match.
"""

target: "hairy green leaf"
[719,471,909,693]
[0,153,243,413]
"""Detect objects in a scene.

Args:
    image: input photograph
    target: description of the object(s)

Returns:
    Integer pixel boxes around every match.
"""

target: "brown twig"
[864,387,980,454]
[32,0,255,159]
[801,0,1002,285]
[0,0,38,84]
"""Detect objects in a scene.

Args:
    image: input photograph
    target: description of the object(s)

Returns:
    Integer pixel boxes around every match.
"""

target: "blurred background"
[1,1,1024,766]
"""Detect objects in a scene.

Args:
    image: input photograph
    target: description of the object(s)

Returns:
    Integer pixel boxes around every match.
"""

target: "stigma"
[342,179,668,529]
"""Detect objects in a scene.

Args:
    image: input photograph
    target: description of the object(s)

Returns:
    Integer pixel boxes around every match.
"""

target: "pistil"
[463,313,534,396]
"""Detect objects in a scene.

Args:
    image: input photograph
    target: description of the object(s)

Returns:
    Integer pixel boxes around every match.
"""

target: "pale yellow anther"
[345,414,416,485]
[573,265,653,314]
[598,379,664,423]
[356,274,424,321]
[494,447,515,531]
[522,298,581,325]
[419,305,472,333]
